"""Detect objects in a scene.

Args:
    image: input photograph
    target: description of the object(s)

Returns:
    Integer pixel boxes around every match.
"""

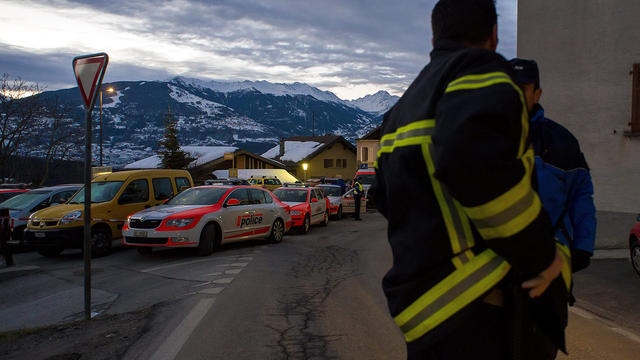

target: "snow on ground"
[262,141,323,162]
[168,84,226,116]
[102,90,124,108]
[212,169,298,183]
[124,145,238,169]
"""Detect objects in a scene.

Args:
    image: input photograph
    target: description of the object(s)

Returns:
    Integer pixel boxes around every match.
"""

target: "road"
[1,212,639,359]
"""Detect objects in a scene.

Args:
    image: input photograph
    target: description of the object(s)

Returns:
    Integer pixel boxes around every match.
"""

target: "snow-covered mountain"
[346,90,399,114]
[30,77,398,168]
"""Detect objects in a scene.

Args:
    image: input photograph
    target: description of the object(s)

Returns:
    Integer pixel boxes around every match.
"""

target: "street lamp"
[99,87,114,166]
[302,163,308,181]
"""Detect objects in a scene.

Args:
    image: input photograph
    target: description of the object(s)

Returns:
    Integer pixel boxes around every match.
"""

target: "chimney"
[279,138,285,158]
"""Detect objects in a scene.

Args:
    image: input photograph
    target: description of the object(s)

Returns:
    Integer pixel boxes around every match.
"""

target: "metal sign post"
[72,53,109,320]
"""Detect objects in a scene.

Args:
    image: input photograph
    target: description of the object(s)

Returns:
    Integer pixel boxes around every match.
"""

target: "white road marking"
[212,277,234,284]
[192,282,212,288]
[570,307,640,344]
[237,257,253,261]
[150,298,216,360]
[205,272,222,276]
[225,269,243,274]
[216,262,248,267]
[141,258,222,273]
[198,287,224,295]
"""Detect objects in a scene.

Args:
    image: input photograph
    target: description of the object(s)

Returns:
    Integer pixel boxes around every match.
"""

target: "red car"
[630,216,640,276]
[272,186,329,234]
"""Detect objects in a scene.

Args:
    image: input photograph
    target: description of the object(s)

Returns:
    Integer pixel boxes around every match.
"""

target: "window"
[51,190,76,205]
[336,159,348,168]
[631,63,640,134]
[152,178,174,200]
[264,192,273,203]
[315,189,324,199]
[324,159,333,168]
[363,147,369,162]
[119,179,149,204]
[227,188,250,205]
[175,177,191,192]
[264,178,281,185]
[310,190,318,200]
[249,188,266,204]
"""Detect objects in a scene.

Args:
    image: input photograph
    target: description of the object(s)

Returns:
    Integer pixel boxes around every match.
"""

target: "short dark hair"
[432,0,497,44]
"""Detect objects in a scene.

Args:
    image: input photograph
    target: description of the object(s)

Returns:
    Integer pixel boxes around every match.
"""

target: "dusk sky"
[0,0,518,100]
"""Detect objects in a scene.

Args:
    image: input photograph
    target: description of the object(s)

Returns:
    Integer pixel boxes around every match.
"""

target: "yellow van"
[24,169,193,257]
[248,176,282,191]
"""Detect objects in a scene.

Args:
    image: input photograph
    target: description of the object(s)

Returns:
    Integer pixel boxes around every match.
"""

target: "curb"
[0,265,41,281]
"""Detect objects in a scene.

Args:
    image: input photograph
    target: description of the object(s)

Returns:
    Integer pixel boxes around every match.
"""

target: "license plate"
[134,231,147,238]
[35,232,45,238]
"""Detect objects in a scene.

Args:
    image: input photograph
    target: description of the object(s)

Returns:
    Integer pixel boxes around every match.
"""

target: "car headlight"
[291,210,302,215]
[60,210,82,225]
[165,218,194,228]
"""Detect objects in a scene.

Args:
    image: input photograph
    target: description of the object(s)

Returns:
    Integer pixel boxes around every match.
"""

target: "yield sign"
[72,53,109,111]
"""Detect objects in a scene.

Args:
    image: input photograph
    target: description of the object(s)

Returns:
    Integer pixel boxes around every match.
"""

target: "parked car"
[204,178,250,186]
[248,176,283,191]
[0,184,81,246]
[341,188,368,217]
[24,169,193,258]
[629,214,640,276]
[272,186,329,234]
[317,184,344,219]
[0,189,29,202]
[353,168,376,190]
[123,185,291,255]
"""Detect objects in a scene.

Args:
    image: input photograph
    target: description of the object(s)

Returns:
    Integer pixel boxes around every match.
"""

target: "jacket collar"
[530,104,545,123]
[431,40,468,59]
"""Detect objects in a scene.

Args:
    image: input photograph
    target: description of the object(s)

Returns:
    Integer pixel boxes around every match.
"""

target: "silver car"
[0,184,81,245]
[317,184,345,219]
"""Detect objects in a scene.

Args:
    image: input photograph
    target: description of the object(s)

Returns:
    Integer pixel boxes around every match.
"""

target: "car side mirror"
[226,198,240,207]
[311,198,318,203]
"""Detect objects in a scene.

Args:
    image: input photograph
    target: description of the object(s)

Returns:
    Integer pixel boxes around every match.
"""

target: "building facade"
[357,126,381,169]
[518,1,640,247]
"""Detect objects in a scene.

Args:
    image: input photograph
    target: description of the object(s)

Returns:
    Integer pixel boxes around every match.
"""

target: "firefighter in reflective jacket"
[372,1,568,358]
[353,177,363,221]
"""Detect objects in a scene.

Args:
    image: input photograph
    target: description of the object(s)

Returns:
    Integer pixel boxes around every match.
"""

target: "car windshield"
[357,174,376,185]
[273,189,308,203]
[319,187,341,196]
[166,187,228,205]
[69,181,124,203]
[0,191,49,210]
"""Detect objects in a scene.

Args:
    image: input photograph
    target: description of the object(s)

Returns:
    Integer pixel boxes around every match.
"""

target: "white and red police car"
[272,186,329,234]
[122,185,292,255]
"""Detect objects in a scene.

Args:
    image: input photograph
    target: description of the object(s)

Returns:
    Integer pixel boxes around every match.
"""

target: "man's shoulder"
[540,116,580,145]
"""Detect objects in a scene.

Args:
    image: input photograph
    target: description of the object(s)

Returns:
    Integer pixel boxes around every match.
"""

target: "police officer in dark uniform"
[373,1,567,358]
[353,177,363,221]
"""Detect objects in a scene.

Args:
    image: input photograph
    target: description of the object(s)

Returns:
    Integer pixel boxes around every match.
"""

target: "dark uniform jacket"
[373,40,568,350]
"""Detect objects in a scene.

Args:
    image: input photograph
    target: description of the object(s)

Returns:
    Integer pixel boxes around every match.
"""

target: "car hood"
[130,205,209,220]
[32,204,83,219]
[283,201,305,208]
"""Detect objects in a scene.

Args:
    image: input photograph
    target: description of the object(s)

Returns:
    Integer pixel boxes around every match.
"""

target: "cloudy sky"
[0,0,518,100]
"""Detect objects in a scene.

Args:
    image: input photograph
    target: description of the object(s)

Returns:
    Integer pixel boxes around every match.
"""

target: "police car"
[122,185,292,255]
[272,186,329,234]
[316,184,344,219]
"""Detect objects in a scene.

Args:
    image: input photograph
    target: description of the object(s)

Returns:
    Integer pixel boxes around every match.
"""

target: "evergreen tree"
[158,107,193,169]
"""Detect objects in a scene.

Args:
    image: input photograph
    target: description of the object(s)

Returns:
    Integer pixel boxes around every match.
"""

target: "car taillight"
[10,218,14,230]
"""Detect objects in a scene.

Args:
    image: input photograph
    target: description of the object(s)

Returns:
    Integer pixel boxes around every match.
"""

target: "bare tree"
[37,97,83,186]
[0,74,45,181]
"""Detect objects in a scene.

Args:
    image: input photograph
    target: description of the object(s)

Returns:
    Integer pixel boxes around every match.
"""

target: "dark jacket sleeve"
[432,74,556,277]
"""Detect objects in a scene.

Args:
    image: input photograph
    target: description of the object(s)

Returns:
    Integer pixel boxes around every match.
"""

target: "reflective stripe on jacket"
[373,40,566,345]
[353,182,363,196]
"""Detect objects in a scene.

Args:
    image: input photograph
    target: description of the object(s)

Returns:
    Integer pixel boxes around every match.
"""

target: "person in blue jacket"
[509,58,597,274]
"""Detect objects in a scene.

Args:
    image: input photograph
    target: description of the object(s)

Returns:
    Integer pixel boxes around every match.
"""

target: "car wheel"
[321,211,329,226]
[299,215,310,234]
[36,247,63,257]
[268,219,285,243]
[197,223,217,256]
[137,247,152,255]
[631,242,640,277]
[91,228,112,258]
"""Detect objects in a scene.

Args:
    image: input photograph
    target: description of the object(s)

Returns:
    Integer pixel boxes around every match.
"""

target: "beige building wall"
[297,142,357,181]
[518,1,640,247]
[357,140,379,168]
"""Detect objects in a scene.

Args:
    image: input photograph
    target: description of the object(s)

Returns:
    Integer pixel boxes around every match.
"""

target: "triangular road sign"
[72,53,109,111]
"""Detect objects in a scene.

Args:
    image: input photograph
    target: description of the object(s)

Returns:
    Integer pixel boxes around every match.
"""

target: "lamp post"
[302,163,308,182]
[99,87,114,166]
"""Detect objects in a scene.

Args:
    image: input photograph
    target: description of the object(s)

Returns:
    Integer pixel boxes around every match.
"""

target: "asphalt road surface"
[2,212,640,359]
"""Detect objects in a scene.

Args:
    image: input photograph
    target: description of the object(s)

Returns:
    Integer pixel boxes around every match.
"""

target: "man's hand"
[521,249,564,298]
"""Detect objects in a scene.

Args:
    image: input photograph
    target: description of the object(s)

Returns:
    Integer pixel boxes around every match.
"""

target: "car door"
[342,189,355,213]
[151,177,174,206]
[113,178,152,224]
[309,189,323,223]
[249,188,272,237]
[220,188,253,242]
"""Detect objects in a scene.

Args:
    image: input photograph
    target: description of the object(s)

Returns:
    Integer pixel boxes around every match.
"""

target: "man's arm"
[567,164,597,272]
[433,71,557,278]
